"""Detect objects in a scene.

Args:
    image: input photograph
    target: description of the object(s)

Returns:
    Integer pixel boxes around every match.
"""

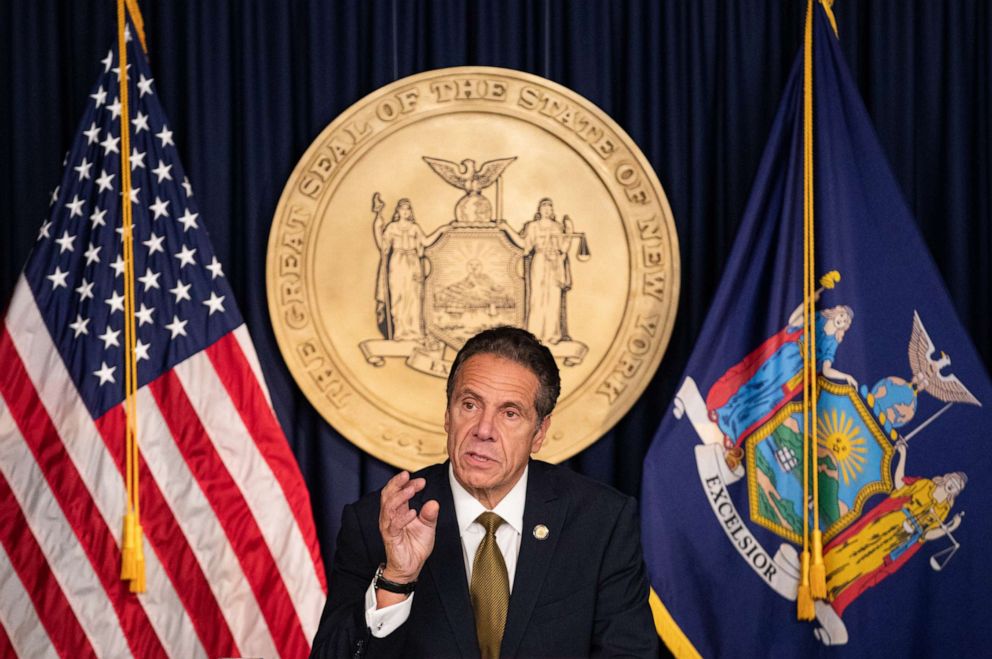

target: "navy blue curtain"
[3,1,989,579]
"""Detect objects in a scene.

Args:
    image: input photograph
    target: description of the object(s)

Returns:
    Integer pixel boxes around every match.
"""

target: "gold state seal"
[267,67,679,469]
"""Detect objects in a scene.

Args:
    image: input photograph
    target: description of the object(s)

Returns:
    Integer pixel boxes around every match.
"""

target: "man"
[310,326,657,658]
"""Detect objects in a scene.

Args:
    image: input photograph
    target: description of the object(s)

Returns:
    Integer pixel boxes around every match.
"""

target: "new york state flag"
[642,5,992,657]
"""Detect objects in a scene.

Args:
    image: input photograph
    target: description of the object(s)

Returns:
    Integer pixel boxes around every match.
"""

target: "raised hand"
[378,471,440,584]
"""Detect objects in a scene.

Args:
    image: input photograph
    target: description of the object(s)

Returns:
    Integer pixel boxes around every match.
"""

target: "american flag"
[0,27,326,658]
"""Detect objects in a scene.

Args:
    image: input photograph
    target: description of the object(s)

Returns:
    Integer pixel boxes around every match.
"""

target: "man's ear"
[530,415,550,454]
[444,408,450,434]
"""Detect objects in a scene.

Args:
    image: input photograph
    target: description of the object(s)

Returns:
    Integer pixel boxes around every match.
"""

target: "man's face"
[445,353,549,508]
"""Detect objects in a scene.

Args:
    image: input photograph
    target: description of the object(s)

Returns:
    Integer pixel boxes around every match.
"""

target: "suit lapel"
[421,463,479,658]
[499,461,567,658]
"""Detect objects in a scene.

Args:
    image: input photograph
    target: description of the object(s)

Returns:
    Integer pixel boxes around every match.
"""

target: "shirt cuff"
[364,579,414,637]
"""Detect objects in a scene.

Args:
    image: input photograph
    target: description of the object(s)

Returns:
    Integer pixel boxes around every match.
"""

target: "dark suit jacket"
[310,460,658,658]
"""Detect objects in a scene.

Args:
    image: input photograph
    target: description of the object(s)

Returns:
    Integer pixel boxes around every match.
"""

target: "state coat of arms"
[672,272,979,645]
[360,156,590,377]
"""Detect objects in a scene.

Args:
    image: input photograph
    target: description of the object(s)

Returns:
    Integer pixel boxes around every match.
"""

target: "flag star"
[137,74,154,97]
[149,196,170,219]
[84,121,101,144]
[134,338,151,362]
[130,148,146,170]
[90,207,108,228]
[101,50,113,72]
[49,186,60,206]
[74,157,93,180]
[96,170,115,193]
[101,133,120,155]
[175,245,197,268]
[65,194,85,218]
[37,220,52,240]
[47,266,69,289]
[99,325,121,349]
[107,96,122,119]
[93,361,116,385]
[55,230,76,253]
[90,85,107,107]
[151,160,173,183]
[106,289,125,313]
[63,151,70,167]
[110,255,126,277]
[111,63,130,81]
[135,303,155,326]
[203,291,226,315]
[75,278,95,301]
[69,314,90,337]
[165,315,188,339]
[126,187,140,204]
[156,125,174,147]
[143,232,165,255]
[177,209,199,231]
[84,242,102,265]
[170,279,192,303]
[131,110,150,134]
[182,176,193,197]
[206,256,224,279]
[138,268,161,291]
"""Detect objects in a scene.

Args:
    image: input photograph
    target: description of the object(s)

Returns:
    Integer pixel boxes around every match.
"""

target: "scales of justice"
[359,155,592,377]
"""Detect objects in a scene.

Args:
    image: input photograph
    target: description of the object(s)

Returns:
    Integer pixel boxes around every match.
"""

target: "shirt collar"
[448,462,528,536]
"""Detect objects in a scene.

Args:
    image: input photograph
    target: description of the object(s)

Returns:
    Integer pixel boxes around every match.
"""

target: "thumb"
[419,500,440,527]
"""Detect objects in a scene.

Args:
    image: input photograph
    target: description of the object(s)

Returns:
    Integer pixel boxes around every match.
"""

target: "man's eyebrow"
[456,386,481,400]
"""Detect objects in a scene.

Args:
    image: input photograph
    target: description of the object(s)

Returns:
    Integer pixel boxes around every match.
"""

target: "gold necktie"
[470,512,509,659]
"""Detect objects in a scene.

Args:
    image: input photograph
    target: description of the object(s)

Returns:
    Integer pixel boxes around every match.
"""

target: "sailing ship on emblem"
[360,155,591,377]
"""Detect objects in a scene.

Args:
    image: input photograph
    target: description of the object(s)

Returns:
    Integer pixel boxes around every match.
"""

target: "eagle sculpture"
[422,156,516,195]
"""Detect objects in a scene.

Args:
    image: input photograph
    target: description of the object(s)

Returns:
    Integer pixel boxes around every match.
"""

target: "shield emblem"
[424,226,525,350]
[745,377,895,544]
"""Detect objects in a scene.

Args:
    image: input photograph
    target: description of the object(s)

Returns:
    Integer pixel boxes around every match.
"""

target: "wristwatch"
[373,564,417,594]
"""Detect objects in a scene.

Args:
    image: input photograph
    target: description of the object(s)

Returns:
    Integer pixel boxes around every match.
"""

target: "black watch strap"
[373,564,417,594]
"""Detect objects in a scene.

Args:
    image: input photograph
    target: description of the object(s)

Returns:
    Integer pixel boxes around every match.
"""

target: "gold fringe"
[129,524,146,593]
[120,513,137,580]
[810,530,827,598]
[797,550,815,620]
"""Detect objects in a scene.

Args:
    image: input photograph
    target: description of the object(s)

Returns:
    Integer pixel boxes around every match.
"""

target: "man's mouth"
[465,451,497,465]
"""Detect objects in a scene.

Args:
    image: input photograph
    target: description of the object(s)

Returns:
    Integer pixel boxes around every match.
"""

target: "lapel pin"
[532,524,549,540]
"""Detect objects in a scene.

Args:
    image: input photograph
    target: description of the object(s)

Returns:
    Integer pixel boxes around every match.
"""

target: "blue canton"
[24,28,242,419]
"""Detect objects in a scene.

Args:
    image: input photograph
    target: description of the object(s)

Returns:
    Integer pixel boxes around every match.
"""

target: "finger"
[380,472,411,524]
[383,477,425,513]
[381,471,411,498]
[419,500,440,528]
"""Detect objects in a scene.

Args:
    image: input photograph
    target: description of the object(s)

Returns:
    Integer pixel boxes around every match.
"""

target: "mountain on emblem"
[360,155,590,376]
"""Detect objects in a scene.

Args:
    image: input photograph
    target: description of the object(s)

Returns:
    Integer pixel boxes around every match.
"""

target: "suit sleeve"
[591,496,659,658]
[309,500,410,659]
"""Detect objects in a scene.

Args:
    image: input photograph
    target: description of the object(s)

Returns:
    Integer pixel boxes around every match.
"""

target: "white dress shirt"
[365,464,528,637]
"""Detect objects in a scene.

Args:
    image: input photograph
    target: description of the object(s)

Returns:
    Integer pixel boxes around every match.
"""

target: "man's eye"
[505,410,518,419]
[463,401,476,410]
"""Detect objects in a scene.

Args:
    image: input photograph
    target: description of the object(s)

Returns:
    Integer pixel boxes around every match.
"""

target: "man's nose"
[475,409,497,440]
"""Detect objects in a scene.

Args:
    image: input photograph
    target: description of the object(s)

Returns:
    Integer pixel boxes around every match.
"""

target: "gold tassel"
[797,550,815,620]
[810,530,827,598]
[129,523,146,593]
[120,512,137,580]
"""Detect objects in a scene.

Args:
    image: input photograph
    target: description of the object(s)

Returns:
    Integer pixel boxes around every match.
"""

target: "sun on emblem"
[817,407,868,487]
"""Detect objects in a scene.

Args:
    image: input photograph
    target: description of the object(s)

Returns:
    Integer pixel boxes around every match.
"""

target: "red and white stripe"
[0,279,327,658]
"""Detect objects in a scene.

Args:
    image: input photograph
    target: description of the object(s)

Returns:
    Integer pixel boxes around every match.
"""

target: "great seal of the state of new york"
[267,66,680,470]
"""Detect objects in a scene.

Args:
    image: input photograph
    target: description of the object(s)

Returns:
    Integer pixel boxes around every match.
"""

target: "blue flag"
[642,6,992,656]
